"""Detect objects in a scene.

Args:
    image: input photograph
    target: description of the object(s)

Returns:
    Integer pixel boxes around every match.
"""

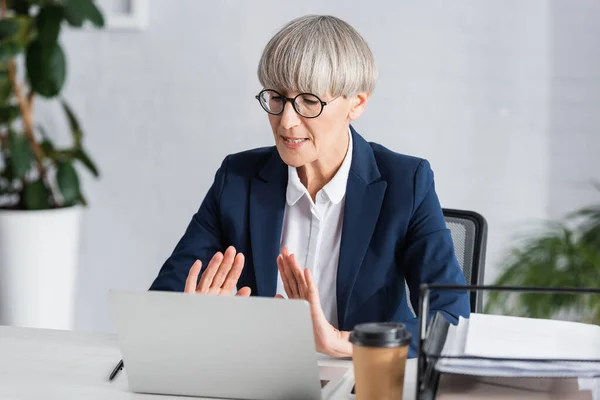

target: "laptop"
[108,290,350,399]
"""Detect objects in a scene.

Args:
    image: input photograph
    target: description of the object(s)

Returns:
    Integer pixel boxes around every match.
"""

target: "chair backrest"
[442,208,488,312]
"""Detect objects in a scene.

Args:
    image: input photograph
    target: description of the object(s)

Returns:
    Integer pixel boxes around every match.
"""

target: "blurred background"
[1,0,599,332]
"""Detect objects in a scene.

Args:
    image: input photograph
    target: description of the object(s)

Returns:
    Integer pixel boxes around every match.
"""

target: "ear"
[348,92,370,121]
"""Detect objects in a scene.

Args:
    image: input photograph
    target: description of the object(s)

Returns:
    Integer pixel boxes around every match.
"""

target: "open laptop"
[108,290,350,400]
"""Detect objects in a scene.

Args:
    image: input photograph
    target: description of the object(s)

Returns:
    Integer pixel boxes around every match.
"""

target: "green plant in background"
[486,187,600,325]
[0,0,103,210]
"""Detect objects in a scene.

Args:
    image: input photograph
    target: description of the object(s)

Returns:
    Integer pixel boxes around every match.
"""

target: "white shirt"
[276,129,353,329]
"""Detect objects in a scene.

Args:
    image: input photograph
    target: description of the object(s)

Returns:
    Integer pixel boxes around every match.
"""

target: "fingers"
[282,247,301,298]
[288,254,308,299]
[184,260,202,293]
[304,267,321,304]
[235,286,252,297]
[277,254,293,298]
[195,247,247,296]
[304,268,328,322]
[222,253,245,294]
[209,246,237,292]
[278,247,309,300]
[274,294,286,299]
[196,252,224,293]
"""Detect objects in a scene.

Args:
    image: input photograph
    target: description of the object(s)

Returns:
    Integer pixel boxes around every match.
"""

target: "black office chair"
[442,208,488,313]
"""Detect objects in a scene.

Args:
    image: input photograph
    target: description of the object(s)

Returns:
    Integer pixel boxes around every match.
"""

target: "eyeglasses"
[255,89,338,119]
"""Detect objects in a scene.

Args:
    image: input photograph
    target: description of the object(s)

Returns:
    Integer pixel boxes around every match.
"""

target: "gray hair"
[257,15,377,97]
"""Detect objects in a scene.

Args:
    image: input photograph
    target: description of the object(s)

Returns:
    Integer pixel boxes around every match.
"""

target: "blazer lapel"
[337,127,387,329]
[249,150,287,297]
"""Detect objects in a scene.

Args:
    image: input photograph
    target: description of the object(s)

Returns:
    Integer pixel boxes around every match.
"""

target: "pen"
[109,359,124,381]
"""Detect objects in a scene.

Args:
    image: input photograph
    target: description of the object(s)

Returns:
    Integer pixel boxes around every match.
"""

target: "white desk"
[0,325,417,399]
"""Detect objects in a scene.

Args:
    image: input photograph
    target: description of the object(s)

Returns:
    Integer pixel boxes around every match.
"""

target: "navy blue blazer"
[150,126,470,356]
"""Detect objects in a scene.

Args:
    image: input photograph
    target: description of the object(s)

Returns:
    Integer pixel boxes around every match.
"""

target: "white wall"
[548,0,600,218]
[34,0,599,333]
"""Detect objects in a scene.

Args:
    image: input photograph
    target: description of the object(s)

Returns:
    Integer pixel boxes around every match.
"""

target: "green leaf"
[65,0,104,28]
[26,39,66,98]
[37,6,64,46]
[61,99,82,146]
[0,19,20,40]
[0,105,19,123]
[52,149,72,163]
[77,191,88,206]
[8,132,33,179]
[8,0,30,15]
[73,147,99,177]
[0,41,24,62]
[37,125,57,158]
[40,138,55,156]
[85,1,104,28]
[23,179,51,210]
[63,1,84,27]
[0,79,12,103]
[1,157,14,181]
[56,160,79,205]
[12,16,34,48]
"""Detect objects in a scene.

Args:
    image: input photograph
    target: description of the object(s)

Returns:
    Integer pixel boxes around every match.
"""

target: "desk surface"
[0,325,417,400]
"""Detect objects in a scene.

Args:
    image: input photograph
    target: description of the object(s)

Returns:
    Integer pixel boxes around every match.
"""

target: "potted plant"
[0,0,104,330]
[486,188,600,324]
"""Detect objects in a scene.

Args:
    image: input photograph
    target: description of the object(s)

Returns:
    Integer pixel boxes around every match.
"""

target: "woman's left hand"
[276,247,352,357]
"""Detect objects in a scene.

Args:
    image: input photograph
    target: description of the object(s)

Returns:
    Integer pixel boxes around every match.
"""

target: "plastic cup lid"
[349,322,412,348]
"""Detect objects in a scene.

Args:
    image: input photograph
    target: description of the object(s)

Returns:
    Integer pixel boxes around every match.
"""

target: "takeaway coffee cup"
[350,322,412,400]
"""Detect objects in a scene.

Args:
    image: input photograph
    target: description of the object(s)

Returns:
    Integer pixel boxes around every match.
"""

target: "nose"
[279,101,301,130]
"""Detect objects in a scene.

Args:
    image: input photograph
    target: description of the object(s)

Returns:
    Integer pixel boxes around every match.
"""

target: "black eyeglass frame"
[254,89,337,119]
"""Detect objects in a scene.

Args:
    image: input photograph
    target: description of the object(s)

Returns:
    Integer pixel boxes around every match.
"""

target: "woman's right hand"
[184,246,251,296]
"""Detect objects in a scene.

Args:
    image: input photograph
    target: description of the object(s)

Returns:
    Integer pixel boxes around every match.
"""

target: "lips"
[280,135,309,149]
[281,135,309,144]
[284,138,308,144]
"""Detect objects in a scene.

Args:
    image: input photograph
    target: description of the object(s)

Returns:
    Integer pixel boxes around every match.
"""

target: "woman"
[150,15,469,358]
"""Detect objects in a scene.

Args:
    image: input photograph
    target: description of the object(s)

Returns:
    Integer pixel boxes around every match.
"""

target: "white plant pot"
[0,206,82,330]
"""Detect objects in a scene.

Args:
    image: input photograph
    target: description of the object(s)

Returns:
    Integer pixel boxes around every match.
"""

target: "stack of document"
[435,313,600,378]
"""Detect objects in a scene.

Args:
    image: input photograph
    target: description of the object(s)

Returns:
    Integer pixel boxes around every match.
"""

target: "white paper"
[436,313,600,379]
[465,313,600,360]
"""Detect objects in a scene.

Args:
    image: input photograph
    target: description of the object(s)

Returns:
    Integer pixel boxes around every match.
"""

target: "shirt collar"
[286,128,353,206]
[286,165,306,206]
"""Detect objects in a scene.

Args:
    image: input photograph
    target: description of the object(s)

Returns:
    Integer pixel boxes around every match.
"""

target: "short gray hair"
[257,15,377,97]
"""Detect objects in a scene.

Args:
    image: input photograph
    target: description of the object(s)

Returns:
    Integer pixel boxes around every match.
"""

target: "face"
[265,90,370,168]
